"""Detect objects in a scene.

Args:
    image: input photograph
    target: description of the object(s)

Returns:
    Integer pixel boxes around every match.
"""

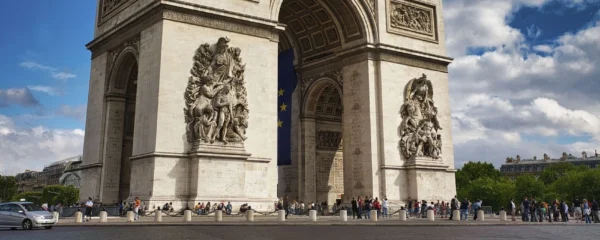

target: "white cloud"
[444,0,600,168]
[51,72,76,81]
[56,104,87,121]
[19,60,76,81]
[526,24,542,39]
[27,85,64,96]
[19,61,56,72]
[0,88,40,107]
[0,114,84,175]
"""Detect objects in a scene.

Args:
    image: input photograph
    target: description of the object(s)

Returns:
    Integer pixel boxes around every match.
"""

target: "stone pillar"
[340,210,347,222]
[309,210,317,222]
[184,210,192,222]
[370,210,378,222]
[99,211,108,223]
[127,211,134,222]
[452,210,460,221]
[52,211,59,223]
[215,210,223,222]
[477,210,484,221]
[499,210,507,221]
[99,96,126,203]
[399,210,407,221]
[74,211,83,223]
[427,209,435,221]
[278,210,285,221]
[245,210,254,222]
[154,209,162,222]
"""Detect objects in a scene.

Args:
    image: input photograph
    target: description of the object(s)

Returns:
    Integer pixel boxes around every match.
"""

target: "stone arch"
[302,78,343,119]
[276,0,376,65]
[107,47,138,95]
[60,172,81,188]
[100,44,139,203]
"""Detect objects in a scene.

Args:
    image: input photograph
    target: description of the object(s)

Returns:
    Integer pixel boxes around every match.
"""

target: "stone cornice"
[87,2,281,57]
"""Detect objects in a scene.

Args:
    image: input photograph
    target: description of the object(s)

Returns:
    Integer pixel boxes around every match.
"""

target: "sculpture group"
[184,37,249,144]
[390,2,433,34]
[399,74,442,159]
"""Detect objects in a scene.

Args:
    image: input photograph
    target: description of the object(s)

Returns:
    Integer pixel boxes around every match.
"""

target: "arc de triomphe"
[80,0,456,211]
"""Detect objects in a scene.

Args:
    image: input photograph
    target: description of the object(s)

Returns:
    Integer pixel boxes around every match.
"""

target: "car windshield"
[21,203,45,212]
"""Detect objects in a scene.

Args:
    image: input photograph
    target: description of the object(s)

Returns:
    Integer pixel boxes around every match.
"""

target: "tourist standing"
[573,197,582,223]
[407,197,413,217]
[84,197,93,222]
[283,196,290,219]
[449,196,458,220]
[351,197,358,219]
[133,197,141,221]
[510,199,516,221]
[521,197,530,222]
[460,198,469,221]
[472,199,482,220]
[591,199,599,223]
[382,198,389,218]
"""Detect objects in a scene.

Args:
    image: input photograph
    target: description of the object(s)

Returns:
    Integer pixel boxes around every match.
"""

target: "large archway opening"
[104,49,138,203]
[276,0,370,206]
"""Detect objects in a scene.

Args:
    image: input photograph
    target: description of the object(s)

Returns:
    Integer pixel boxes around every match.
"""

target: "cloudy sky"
[0,0,599,175]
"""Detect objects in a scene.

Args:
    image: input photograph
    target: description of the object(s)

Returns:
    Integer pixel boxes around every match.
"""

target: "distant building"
[500,150,600,179]
[15,155,82,193]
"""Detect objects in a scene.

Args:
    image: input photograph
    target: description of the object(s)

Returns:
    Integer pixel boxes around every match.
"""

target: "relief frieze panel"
[98,0,134,25]
[316,131,342,150]
[387,0,438,43]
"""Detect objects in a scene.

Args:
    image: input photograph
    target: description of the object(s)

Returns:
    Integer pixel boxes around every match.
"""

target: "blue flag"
[277,50,297,166]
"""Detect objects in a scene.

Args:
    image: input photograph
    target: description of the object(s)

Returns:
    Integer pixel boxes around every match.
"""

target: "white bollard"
[245,210,254,222]
[399,210,407,221]
[499,210,507,221]
[155,210,162,222]
[278,210,285,221]
[427,209,435,221]
[99,211,108,223]
[309,210,317,222]
[127,211,135,222]
[183,210,192,222]
[453,210,460,221]
[215,210,223,222]
[52,211,60,223]
[74,211,83,223]
[477,210,485,221]
[370,210,378,222]
[340,210,348,222]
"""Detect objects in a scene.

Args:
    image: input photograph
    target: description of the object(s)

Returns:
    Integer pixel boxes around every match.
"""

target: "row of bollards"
[69,208,511,224]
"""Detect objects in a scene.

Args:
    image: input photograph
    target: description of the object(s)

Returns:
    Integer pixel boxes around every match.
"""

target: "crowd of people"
[509,196,600,224]
[193,201,234,215]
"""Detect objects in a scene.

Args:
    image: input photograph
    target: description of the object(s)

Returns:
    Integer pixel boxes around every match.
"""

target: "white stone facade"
[80,0,456,212]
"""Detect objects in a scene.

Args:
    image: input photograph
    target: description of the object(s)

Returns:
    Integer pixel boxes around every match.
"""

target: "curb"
[53,222,573,227]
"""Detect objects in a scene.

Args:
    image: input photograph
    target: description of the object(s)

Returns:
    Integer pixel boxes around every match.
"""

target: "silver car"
[0,202,56,230]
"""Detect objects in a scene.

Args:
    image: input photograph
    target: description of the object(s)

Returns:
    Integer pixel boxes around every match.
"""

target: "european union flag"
[277,49,297,166]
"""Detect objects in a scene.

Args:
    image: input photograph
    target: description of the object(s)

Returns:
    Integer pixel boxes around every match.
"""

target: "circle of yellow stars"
[278,88,287,128]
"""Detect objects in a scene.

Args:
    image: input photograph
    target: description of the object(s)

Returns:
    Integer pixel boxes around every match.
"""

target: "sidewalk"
[55,215,580,227]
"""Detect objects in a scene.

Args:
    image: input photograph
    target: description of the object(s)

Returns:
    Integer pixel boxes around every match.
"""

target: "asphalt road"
[1,225,599,240]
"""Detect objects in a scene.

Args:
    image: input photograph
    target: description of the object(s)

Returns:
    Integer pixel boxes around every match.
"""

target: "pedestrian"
[283,195,290,219]
[133,197,141,221]
[351,197,358,219]
[573,197,582,223]
[460,198,469,221]
[84,197,93,222]
[473,199,482,220]
[583,199,591,224]
[591,199,599,223]
[449,195,458,220]
[521,197,530,222]
[382,198,389,218]
[509,199,516,221]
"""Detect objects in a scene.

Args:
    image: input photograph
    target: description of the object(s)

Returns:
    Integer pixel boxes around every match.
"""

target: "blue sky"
[0,1,95,130]
[1,0,600,175]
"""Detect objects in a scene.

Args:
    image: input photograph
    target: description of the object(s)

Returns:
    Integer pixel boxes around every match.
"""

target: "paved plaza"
[2,225,600,240]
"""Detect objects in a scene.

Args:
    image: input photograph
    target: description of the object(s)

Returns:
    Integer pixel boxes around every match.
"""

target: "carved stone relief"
[301,69,342,94]
[399,74,442,159]
[184,37,249,144]
[316,131,342,150]
[99,0,132,24]
[107,37,140,78]
[388,0,438,42]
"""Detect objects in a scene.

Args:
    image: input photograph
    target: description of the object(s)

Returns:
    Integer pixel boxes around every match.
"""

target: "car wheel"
[44,226,53,230]
[22,219,33,230]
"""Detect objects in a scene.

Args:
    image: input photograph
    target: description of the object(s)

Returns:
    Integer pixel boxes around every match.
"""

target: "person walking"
[84,197,94,222]
[521,197,530,222]
[283,195,290,219]
[382,198,389,218]
[351,197,358,219]
[460,198,469,221]
[133,197,141,221]
[510,199,516,221]
[591,199,599,223]
[449,196,458,220]
[573,197,582,223]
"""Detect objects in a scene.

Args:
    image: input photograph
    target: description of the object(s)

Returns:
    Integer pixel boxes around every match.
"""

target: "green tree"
[42,185,64,204]
[54,185,79,206]
[0,176,18,202]
[456,161,501,192]
[12,192,43,205]
[515,175,545,201]
[462,177,515,211]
